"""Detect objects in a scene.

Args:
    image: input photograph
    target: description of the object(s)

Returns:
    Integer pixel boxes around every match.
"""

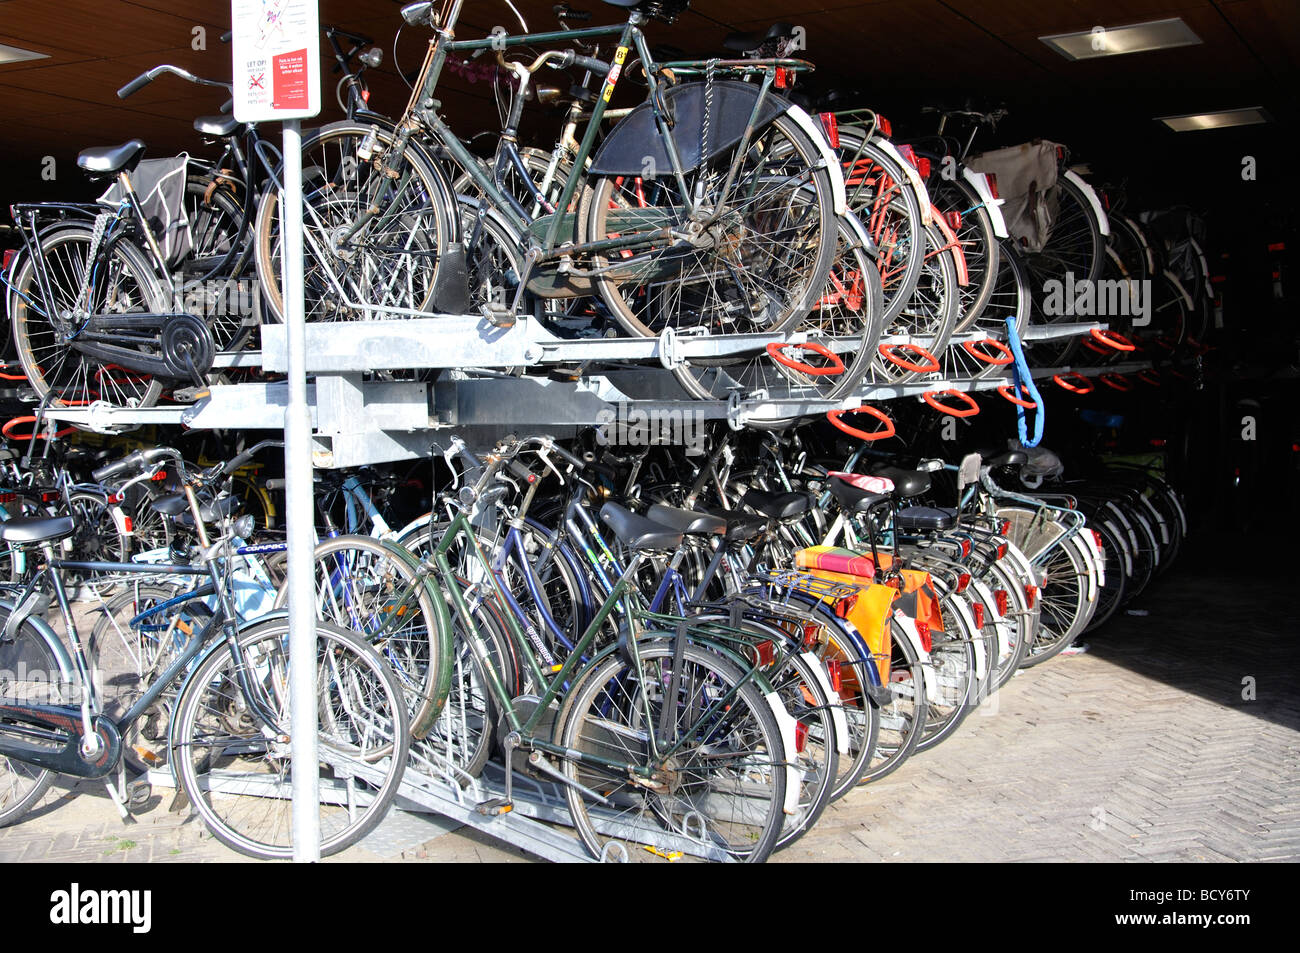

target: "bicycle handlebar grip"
[222,439,285,475]
[566,53,610,77]
[507,459,538,483]
[547,441,584,468]
[264,478,286,491]
[118,73,153,99]
[93,450,148,482]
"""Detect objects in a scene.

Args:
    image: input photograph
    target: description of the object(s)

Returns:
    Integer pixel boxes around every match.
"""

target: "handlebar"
[221,439,284,476]
[92,447,178,483]
[118,65,233,100]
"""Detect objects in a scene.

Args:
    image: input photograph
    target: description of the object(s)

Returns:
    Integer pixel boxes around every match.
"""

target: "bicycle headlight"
[233,514,256,540]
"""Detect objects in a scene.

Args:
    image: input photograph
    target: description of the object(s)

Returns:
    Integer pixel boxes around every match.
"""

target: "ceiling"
[0,0,1294,224]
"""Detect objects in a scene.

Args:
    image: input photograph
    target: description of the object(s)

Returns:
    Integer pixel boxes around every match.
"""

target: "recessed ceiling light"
[1156,108,1271,132]
[1040,18,1202,61]
[0,42,48,66]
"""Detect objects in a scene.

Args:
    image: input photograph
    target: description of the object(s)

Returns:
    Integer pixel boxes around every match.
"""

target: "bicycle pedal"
[482,304,517,329]
[171,386,210,402]
[125,777,152,811]
[474,797,514,817]
[132,744,164,767]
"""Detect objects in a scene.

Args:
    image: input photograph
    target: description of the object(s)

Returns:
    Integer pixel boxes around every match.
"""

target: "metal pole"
[281,118,320,862]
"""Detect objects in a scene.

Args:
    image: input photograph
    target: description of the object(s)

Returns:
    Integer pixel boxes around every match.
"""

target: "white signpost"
[231,0,321,862]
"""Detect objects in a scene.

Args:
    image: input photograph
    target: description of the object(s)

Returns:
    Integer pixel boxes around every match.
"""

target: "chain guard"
[159,312,215,380]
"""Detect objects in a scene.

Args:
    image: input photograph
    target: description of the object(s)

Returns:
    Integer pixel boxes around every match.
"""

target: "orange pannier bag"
[795,546,895,683]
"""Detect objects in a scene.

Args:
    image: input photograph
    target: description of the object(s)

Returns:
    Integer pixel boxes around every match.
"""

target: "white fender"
[763,690,805,815]
[799,651,850,756]
[784,103,847,217]
[961,166,1008,239]
[838,209,878,259]
[891,611,934,711]
[872,137,933,226]
[1062,169,1110,236]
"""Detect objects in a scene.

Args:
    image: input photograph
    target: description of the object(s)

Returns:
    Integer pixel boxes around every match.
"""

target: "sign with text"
[231,0,320,122]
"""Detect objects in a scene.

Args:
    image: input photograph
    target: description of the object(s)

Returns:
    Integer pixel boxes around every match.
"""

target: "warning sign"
[231,0,320,122]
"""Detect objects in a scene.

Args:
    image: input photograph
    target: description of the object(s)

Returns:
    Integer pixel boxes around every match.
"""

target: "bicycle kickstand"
[476,732,517,817]
[104,761,137,824]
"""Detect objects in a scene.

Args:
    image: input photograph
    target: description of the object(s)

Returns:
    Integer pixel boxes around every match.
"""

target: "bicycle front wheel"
[584,113,836,348]
[255,123,453,323]
[170,619,409,859]
[557,641,788,863]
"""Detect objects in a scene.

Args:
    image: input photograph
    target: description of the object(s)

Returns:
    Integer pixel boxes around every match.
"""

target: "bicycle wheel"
[915,593,978,752]
[584,114,836,348]
[180,175,256,353]
[858,617,927,784]
[926,171,1001,332]
[556,640,788,863]
[981,561,1031,689]
[871,221,959,384]
[1021,537,1093,666]
[170,618,409,859]
[10,226,166,408]
[0,609,63,826]
[274,535,444,734]
[255,123,453,323]
[1081,521,1127,634]
[675,214,882,417]
[63,490,131,597]
[836,134,926,323]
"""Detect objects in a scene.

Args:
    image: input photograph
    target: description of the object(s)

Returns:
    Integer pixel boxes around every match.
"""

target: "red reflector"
[756,640,775,667]
[915,620,932,653]
[960,538,972,558]
[1293,443,1300,453]
[996,542,1008,559]
[973,603,985,628]
[1088,529,1103,555]
[985,172,998,199]
[917,157,931,178]
[1268,242,1285,252]
[877,114,892,138]
[123,516,133,534]
[818,112,840,149]
[802,622,820,647]
[1,249,14,273]
[944,210,961,231]
[995,590,1009,615]
[108,492,123,504]
[896,144,918,169]
[774,66,787,89]
[151,470,167,481]
[956,572,971,593]
[795,720,808,753]
[835,593,857,619]
[0,492,14,503]
[42,492,59,503]
[826,659,842,694]
[1024,585,1037,610]
[361,89,371,104]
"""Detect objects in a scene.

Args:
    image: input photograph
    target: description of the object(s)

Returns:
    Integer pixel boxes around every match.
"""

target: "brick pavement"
[3,535,1295,863]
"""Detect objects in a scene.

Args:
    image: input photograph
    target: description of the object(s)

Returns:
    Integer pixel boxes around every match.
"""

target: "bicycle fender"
[0,599,75,681]
[961,167,1008,239]
[838,208,879,260]
[761,689,802,815]
[871,137,933,226]
[785,103,846,217]
[799,650,850,757]
[587,80,788,177]
[1061,169,1110,237]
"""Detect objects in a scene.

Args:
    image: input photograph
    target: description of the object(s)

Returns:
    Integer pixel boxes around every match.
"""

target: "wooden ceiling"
[0,0,1294,208]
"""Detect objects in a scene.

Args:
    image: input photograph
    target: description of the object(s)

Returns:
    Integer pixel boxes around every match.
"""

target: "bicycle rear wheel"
[0,609,63,826]
[10,226,166,409]
[557,641,788,863]
[170,618,409,859]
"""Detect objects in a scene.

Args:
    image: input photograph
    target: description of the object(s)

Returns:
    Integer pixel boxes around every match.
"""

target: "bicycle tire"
[254,122,453,323]
[10,226,167,409]
[583,113,837,354]
[556,640,788,863]
[0,607,63,826]
[858,617,928,784]
[170,618,409,858]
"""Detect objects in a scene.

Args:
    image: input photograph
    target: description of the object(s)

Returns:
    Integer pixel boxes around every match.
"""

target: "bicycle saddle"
[894,506,958,533]
[599,502,683,552]
[740,488,810,521]
[984,451,1028,468]
[194,115,240,137]
[872,467,931,498]
[723,22,797,52]
[721,513,768,541]
[0,515,76,544]
[644,504,726,537]
[77,139,146,175]
[826,475,889,514]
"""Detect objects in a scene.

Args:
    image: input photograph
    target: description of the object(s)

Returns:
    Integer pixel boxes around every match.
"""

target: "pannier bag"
[99,155,192,267]
[967,141,1063,254]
